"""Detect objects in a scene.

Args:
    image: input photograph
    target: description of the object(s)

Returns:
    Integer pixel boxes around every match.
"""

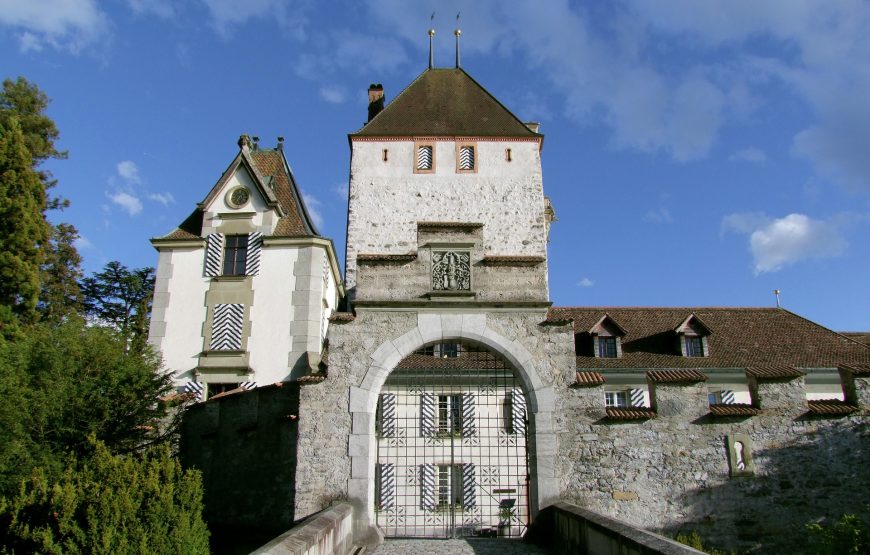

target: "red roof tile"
[574,371,606,386]
[840,363,870,376]
[745,366,804,380]
[606,407,657,420]
[329,312,356,323]
[807,399,858,415]
[709,404,760,417]
[647,369,707,383]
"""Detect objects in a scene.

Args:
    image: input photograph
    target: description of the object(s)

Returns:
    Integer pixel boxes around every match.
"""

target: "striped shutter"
[184,380,204,401]
[239,381,257,391]
[245,232,263,276]
[630,388,645,407]
[721,390,735,404]
[378,463,395,509]
[511,388,526,434]
[461,392,476,437]
[420,392,435,437]
[417,145,432,170]
[204,233,224,277]
[379,394,397,437]
[420,464,436,511]
[459,146,475,170]
[462,463,476,509]
[210,303,244,350]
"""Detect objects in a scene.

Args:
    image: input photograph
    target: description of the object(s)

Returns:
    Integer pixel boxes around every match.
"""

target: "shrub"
[806,506,870,555]
[0,440,209,554]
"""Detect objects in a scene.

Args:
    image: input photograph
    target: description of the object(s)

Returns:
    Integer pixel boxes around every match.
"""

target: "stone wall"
[555,372,870,552]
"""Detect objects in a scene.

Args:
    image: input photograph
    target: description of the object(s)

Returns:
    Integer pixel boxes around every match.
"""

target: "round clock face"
[228,187,250,208]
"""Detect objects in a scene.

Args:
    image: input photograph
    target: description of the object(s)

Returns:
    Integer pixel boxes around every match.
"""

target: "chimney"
[277,136,285,151]
[367,83,385,122]
[238,134,251,150]
[252,136,260,150]
[525,122,541,133]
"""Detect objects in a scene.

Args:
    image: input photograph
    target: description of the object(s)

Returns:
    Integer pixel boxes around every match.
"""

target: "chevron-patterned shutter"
[420,392,435,437]
[721,390,735,404]
[630,388,645,407]
[420,464,436,511]
[417,145,432,170]
[461,392,476,437]
[204,233,224,277]
[379,394,397,437]
[239,381,257,391]
[462,463,476,509]
[511,388,526,434]
[245,232,263,276]
[184,380,204,401]
[378,463,395,509]
[210,303,244,350]
[459,146,475,170]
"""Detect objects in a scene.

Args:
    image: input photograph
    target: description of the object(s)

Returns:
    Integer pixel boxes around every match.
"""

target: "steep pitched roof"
[547,307,870,369]
[156,140,319,239]
[352,68,540,137]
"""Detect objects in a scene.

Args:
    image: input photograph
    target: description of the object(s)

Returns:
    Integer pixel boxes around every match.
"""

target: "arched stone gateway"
[346,314,558,541]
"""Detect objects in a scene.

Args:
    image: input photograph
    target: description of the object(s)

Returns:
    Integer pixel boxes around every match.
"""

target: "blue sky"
[2,0,869,331]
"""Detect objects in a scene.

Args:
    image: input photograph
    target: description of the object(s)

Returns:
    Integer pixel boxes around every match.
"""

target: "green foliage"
[0,440,209,554]
[674,530,732,554]
[0,117,50,335]
[0,319,175,496]
[806,506,870,555]
[39,223,83,323]
[80,261,155,345]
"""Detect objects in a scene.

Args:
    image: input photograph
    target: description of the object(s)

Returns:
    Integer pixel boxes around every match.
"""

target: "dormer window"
[414,141,435,173]
[589,314,626,359]
[675,314,711,358]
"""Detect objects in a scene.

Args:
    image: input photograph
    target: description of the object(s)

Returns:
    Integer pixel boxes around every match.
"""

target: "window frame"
[455,141,478,173]
[413,141,436,174]
[598,336,618,358]
[605,390,629,408]
[437,394,463,436]
[684,335,705,357]
[222,234,249,276]
[206,382,240,399]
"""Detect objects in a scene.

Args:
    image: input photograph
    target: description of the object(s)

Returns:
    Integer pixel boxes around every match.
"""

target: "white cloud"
[108,191,143,216]
[723,212,847,274]
[577,277,595,287]
[148,192,175,205]
[301,193,324,229]
[643,207,673,224]
[127,0,174,18]
[200,0,308,39]
[333,183,348,198]
[74,235,93,250]
[730,147,767,164]
[116,160,141,184]
[0,0,108,52]
[320,86,346,104]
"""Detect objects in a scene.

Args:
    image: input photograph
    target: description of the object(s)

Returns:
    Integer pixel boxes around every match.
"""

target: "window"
[415,143,434,173]
[458,145,476,170]
[207,382,239,399]
[437,465,463,508]
[222,234,248,276]
[605,391,629,408]
[598,337,617,358]
[437,394,462,435]
[685,336,704,357]
[709,390,736,404]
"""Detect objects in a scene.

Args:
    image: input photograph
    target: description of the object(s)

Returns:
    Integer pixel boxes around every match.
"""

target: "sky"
[2,0,870,331]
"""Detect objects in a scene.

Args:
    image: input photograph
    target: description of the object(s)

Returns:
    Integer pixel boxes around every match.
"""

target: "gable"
[202,164,271,215]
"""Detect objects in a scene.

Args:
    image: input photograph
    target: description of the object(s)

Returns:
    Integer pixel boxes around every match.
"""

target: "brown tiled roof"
[353,69,540,138]
[647,369,707,383]
[745,366,804,380]
[840,363,870,376]
[295,374,326,384]
[574,371,606,386]
[807,399,858,415]
[841,332,870,346]
[709,403,760,417]
[606,407,656,420]
[157,145,318,240]
[548,307,870,369]
[418,221,484,230]
[396,352,509,370]
[329,312,356,323]
[482,256,545,266]
[357,253,417,263]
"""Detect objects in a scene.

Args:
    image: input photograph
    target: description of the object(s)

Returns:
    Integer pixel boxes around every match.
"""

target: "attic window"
[456,143,477,172]
[685,336,705,357]
[226,186,250,209]
[675,314,711,358]
[589,314,626,359]
[415,143,434,173]
[598,337,617,358]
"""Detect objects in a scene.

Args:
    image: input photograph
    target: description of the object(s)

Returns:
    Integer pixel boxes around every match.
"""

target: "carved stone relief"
[432,251,471,291]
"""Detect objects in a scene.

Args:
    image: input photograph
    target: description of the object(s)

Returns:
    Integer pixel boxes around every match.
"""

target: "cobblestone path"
[370,538,549,554]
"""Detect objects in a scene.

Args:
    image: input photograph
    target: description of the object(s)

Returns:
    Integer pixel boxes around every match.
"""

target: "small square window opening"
[598,337,617,358]
[605,391,629,408]
[685,336,704,357]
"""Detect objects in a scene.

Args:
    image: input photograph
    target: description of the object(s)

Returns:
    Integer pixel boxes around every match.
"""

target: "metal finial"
[428,28,435,69]
[774,289,781,308]
[454,28,461,68]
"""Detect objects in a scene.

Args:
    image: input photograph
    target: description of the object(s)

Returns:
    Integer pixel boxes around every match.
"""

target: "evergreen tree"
[80,262,155,344]
[0,117,50,336]
[38,223,83,323]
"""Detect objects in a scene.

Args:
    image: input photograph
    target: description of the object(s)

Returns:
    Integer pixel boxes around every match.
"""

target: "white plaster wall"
[161,248,210,385]
[346,140,546,289]
[249,246,300,384]
[203,167,274,233]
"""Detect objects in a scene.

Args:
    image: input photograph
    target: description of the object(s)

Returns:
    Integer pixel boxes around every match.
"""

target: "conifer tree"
[39,222,83,322]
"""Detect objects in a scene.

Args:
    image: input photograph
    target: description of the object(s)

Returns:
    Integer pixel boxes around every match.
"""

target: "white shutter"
[420,392,435,437]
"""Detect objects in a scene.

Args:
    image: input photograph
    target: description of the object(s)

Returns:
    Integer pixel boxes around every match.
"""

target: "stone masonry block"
[349,386,371,413]
[417,313,443,343]
[348,434,369,457]
[534,386,556,412]
[351,455,372,479]
[461,313,487,336]
[370,339,400,368]
[441,313,463,337]
[392,328,424,358]
[352,411,374,435]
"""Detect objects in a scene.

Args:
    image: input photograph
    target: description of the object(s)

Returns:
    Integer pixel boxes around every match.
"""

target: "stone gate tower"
[293,61,576,541]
